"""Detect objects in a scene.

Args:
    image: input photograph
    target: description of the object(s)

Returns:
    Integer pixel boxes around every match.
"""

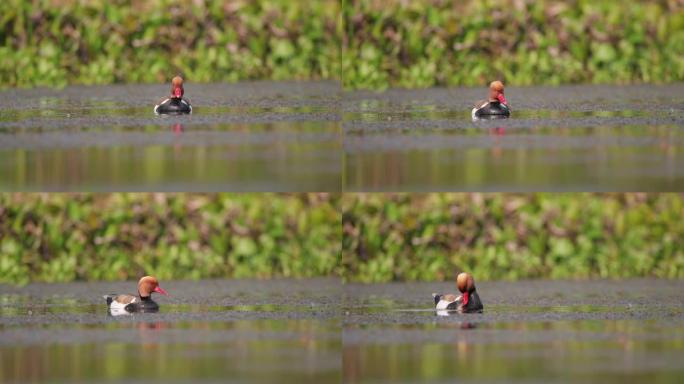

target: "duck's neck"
[139,295,151,301]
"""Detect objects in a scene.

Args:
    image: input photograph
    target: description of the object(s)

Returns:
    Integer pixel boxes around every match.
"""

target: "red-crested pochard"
[472,81,510,120]
[432,272,484,313]
[104,276,168,315]
[154,76,192,114]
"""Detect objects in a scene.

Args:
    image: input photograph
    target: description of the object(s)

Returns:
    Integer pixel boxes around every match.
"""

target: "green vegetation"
[0,193,340,284]
[0,0,340,88]
[343,0,684,89]
[5,1,682,89]
[342,194,684,282]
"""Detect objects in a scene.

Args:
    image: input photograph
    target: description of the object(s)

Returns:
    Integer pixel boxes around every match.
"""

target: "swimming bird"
[104,276,168,315]
[154,76,192,114]
[432,272,484,313]
[472,80,510,120]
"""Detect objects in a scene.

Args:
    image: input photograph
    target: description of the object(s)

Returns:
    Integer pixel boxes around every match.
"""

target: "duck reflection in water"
[173,123,184,135]
[434,310,479,328]
[489,126,505,158]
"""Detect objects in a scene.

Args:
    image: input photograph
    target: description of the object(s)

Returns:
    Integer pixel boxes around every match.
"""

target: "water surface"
[0,278,341,383]
[0,81,341,191]
[343,279,684,383]
[344,84,684,191]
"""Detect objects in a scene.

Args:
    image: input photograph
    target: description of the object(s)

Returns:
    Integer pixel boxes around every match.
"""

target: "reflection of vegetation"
[0,194,340,284]
[343,0,684,89]
[342,194,684,282]
[344,321,684,382]
[0,0,339,88]
[3,320,340,383]
[1,122,341,191]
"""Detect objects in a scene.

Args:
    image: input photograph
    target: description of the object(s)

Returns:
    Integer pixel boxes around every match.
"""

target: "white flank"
[109,307,133,316]
[109,297,136,311]
[435,295,461,310]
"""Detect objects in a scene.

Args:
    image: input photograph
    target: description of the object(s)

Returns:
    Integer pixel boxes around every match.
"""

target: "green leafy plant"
[343,0,684,89]
[0,0,340,88]
[0,193,341,284]
[342,194,684,282]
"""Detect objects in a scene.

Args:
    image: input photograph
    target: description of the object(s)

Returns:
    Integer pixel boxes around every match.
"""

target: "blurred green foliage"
[0,0,340,88]
[342,194,684,282]
[0,193,340,284]
[343,0,684,89]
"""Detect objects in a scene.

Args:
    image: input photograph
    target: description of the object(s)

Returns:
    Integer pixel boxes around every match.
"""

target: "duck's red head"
[138,276,168,298]
[489,80,507,105]
[456,272,476,306]
[171,76,184,99]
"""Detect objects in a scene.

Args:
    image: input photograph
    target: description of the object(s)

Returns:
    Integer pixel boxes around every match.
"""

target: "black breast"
[474,101,510,118]
[155,98,191,114]
[463,291,484,313]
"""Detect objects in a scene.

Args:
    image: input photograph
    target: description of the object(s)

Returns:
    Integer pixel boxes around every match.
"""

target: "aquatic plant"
[342,194,684,282]
[0,0,340,88]
[343,0,684,89]
[0,193,341,284]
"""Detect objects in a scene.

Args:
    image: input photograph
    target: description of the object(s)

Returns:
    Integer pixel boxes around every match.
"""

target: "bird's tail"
[103,294,117,306]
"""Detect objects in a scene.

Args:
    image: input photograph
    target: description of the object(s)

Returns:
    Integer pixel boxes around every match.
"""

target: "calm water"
[343,279,684,383]
[0,81,341,192]
[344,84,684,191]
[3,279,682,382]
[4,83,682,192]
[0,279,341,383]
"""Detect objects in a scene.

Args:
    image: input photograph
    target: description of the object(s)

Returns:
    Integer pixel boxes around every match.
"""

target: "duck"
[432,272,484,313]
[104,276,168,315]
[472,80,510,120]
[154,76,192,115]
